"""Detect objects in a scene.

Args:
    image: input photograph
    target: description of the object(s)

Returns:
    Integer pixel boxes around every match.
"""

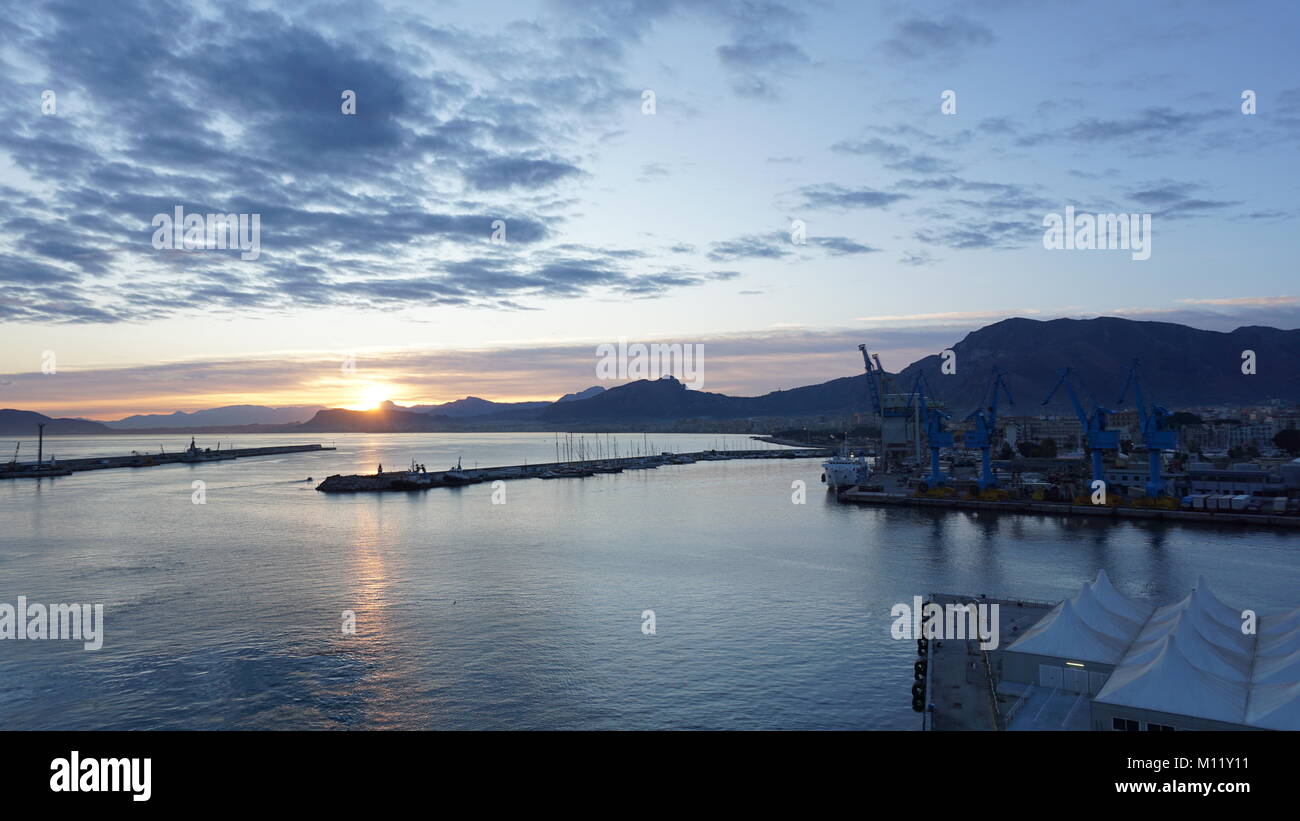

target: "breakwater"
[838,488,1300,528]
[316,448,832,492]
[0,443,335,479]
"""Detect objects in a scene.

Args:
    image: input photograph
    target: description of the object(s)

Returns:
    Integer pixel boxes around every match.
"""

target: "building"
[999,571,1300,731]
[1183,462,1292,496]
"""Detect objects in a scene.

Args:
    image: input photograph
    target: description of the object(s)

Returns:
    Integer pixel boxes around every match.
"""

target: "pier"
[316,448,832,492]
[0,443,335,479]
[918,593,1055,731]
[839,488,1300,528]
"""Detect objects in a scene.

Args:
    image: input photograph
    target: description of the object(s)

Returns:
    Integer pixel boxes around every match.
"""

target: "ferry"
[821,448,872,491]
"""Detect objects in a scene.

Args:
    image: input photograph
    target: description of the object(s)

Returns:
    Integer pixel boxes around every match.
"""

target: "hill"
[0,409,116,435]
[107,404,323,429]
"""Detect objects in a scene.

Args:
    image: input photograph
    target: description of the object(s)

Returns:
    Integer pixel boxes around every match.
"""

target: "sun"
[348,383,397,411]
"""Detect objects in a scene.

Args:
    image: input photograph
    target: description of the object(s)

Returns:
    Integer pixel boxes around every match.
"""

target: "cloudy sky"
[1,0,1297,418]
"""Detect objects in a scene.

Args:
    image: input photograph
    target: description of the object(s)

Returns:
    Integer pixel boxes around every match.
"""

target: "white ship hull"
[821,456,871,490]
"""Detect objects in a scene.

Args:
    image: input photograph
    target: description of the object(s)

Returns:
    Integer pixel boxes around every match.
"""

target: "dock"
[839,488,1300,528]
[0,443,335,479]
[316,448,832,492]
[918,593,1055,731]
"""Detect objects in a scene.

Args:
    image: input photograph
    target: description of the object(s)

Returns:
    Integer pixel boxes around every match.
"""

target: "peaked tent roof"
[1071,583,1146,642]
[1125,616,1252,682]
[1259,623,1300,657]
[1190,576,1248,631]
[1142,593,1253,658]
[1094,635,1249,725]
[1088,569,1154,623]
[1253,647,1300,686]
[1010,573,1296,729]
[1005,598,1132,665]
[1246,681,1300,731]
[1262,605,1300,637]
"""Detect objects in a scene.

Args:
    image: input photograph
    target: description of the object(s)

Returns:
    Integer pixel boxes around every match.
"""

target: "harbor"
[819,345,1300,530]
[316,447,833,492]
[3,429,1296,732]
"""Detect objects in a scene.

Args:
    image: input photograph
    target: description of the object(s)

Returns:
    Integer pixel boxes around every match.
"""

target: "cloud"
[1016,108,1222,149]
[0,0,735,324]
[881,15,994,62]
[797,184,910,210]
[810,237,879,256]
[707,234,792,261]
[1124,181,1240,219]
[832,136,959,174]
[1176,295,1297,308]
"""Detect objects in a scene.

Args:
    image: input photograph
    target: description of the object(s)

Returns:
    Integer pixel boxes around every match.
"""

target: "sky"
[0,0,1297,419]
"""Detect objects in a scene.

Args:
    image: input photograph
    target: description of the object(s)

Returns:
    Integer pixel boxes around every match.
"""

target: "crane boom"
[965,368,1015,490]
[1042,368,1119,488]
[1117,359,1177,497]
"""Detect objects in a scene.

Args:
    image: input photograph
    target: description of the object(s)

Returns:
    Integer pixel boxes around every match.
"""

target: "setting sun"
[347,383,397,411]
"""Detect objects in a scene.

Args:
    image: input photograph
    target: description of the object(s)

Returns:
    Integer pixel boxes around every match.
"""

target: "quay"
[920,575,1300,731]
[316,447,832,492]
[916,593,1055,731]
[839,488,1300,528]
[1,442,335,479]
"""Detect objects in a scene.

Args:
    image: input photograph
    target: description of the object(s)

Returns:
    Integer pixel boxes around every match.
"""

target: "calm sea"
[1,432,1296,729]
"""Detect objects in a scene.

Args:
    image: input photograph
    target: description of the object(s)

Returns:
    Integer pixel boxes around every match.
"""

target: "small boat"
[442,457,480,485]
[391,460,435,489]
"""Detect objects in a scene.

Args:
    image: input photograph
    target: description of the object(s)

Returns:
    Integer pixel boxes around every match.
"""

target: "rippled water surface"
[1,432,1296,729]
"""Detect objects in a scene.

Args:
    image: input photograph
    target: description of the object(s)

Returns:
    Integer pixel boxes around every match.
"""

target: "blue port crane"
[964,367,1014,490]
[1042,368,1119,487]
[858,344,886,420]
[859,344,913,471]
[905,371,954,487]
[1117,359,1178,498]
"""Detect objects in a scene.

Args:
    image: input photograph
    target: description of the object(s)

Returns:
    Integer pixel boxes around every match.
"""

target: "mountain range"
[107,404,325,429]
[3,318,1297,435]
[0,409,115,436]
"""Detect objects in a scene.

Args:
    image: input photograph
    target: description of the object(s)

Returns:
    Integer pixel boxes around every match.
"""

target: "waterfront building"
[999,571,1300,731]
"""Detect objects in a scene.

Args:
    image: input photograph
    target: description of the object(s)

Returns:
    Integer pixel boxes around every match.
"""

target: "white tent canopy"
[1125,617,1251,682]
[1009,572,1297,730]
[1259,623,1300,658]
[1254,647,1300,686]
[1142,594,1253,657]
[1006,598,1132,665]
[1072,583,1146,640]
[1088,569,1154,623]
[1247,681,1300,731]
[1094,635,1248,725]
